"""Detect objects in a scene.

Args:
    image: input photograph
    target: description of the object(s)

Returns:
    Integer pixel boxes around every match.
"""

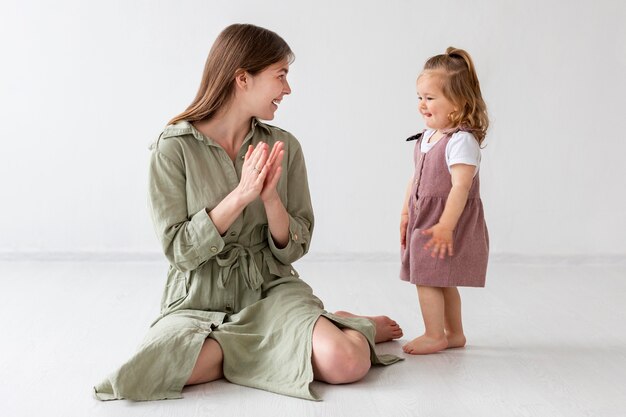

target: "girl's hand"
[237,143,269,205]
[400,213,409,250]
[260,141,285,203]
[422,223,454,259]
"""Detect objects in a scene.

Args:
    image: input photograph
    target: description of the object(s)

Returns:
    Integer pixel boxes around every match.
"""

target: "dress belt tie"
[214,243,266,290]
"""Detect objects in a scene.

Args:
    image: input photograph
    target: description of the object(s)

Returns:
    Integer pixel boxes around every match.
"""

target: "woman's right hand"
[236,143,270,205]
[400,213,409,250]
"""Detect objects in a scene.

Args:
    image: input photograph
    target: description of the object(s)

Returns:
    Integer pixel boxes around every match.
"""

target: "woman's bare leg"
[186,338,224,386]
[442,287,466,348]
[333,311,403,343]
[311,316,371,384]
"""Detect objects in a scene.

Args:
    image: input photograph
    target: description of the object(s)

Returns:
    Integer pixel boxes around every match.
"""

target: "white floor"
[1,257,625,417]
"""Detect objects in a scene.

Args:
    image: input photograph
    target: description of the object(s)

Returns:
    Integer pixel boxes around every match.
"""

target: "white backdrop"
[1,0,624,258]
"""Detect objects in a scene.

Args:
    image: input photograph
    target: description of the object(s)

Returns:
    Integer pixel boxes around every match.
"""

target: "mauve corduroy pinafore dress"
[400,131,489,287]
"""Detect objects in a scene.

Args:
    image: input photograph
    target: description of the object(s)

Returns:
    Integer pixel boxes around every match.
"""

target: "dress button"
[210,246,218,253]
[230,231,237,237]
[293,233,298,241]
[290,269,295,276]
[241,155,245,160]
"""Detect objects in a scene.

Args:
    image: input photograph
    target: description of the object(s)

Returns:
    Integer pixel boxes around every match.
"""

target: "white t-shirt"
[420,129,481,176]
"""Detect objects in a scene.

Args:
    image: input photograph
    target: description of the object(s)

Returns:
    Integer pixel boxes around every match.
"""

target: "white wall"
[1,0,624,257]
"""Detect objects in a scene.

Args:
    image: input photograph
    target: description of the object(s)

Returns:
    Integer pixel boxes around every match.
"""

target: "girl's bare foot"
[445,332,466,349]
[402,335,448,355]
[334,311,403,343]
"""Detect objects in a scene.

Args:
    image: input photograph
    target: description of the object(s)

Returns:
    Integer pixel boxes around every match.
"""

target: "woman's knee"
[339,343,371,383]
[313,332,371,384]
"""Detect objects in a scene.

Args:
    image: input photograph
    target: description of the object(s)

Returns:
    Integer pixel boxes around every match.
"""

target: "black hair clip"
[406,132,423,142]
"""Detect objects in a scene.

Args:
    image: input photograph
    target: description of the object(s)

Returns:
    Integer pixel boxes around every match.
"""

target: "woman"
[94,23,402,401]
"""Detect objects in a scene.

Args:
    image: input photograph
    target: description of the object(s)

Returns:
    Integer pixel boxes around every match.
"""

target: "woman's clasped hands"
[237,141,285,205]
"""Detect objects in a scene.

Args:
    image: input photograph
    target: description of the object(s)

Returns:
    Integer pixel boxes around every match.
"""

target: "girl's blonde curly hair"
[420,47,489,145]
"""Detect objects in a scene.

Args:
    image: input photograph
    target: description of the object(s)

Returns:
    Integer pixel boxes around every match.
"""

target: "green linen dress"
[93,119,401,401]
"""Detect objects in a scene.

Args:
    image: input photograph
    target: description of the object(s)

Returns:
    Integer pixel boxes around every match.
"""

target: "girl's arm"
[422,164,475,258]
[400,179,412,250]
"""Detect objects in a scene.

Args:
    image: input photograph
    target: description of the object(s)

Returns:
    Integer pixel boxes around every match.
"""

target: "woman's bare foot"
[445,332,466,349]
[334,311,403,343]
[402,335,448,355]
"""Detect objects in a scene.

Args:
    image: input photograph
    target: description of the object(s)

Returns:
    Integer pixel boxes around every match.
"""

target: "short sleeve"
[445,131,481,173]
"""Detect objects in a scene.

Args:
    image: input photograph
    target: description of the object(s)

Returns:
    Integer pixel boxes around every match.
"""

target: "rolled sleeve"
[267,215,310,265]
[188,208,226,260]
[149,144,225,272]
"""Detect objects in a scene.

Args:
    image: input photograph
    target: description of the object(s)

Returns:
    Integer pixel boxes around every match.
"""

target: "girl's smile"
[416,72,457,130]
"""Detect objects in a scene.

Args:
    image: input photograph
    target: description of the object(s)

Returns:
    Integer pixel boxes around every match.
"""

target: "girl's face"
[243,59,291,120]
[416,73,457,130]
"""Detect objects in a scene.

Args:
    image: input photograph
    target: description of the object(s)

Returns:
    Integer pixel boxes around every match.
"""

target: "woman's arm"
[264,139,314,265]
[149,141,269,272]
[260,141,289,248]
[149,147,222,273]
[263,196,289,248]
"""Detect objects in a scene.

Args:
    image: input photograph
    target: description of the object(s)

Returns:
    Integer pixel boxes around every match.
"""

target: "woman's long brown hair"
[168,24,294,126]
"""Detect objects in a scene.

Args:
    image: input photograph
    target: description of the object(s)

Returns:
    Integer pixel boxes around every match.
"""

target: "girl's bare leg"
[333,311,403,343]
[403,285,448,355]
[311,316,371,384]
[442,287,466,348]
[186,338,224,386]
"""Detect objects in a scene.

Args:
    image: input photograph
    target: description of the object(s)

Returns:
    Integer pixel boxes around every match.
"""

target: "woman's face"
[244,59,291,120]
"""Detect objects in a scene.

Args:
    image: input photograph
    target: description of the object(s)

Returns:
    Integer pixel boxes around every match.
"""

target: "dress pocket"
[160,268,190,311]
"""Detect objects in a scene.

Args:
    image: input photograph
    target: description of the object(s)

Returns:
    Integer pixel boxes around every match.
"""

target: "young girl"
[94,24,402,402]
[399,47,489,355]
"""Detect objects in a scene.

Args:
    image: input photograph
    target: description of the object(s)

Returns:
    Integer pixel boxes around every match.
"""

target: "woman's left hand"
[260,141,285,202]
[422,223,454,259]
